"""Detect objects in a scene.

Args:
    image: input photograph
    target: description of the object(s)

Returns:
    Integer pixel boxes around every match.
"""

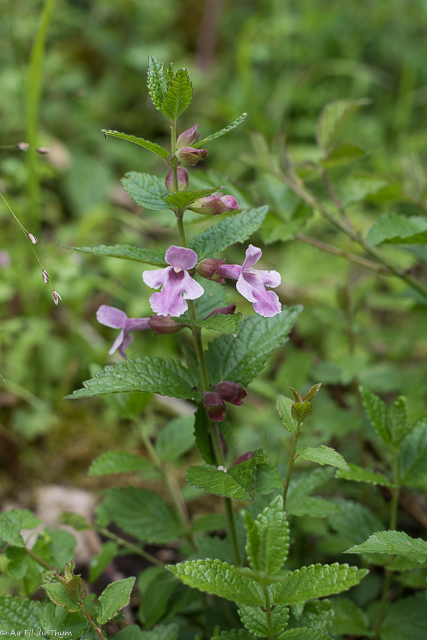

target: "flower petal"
[216,264,242,280]
[109,328,125,355]
[142,267,171,289]
[124,317,151,331]
[236,273,257,303]
[253,269,281,288]
[180,271,204,300]
[252,289,282,317]
[118,333,134,358]
[165,246,198,270]
[242,244,262,270]
[149,290,188,317]
[97,305,127,329]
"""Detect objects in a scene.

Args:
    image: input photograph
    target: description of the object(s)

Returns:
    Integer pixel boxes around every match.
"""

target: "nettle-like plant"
[1,58,427,640]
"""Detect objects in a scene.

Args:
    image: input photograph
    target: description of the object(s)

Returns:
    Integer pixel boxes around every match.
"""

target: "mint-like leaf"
[359,386,390,445]
[272,564,368,604]
[147,56,168,111]
[206,307,302,387]
[299,445,350,471]
[102,130,169,159]
[336,463,393,487]
[367,214,427,247]
[160,68,193,121]
[189,206,268,261]
[97,577,136,625]
[194,113,249,148]
[399,420,427,486]
[164,188,218,211]
[66,244,167,266]
[168,559,264,606]
[321,142,367,168]
[316,98,370,152]
[345,531,427,564]
[0,595,43,634]
[88,451,153,476]
[173,313,242,336]
[100,487,182,544]
[238,603,289,637]
[66,357,201,402]
[155,415,195,462]
[329,598,370,637]
[0,509,26,547]
[277,395,299,434]
[122,172,169,210]
[42,582,81,613]
[244,495,290,576]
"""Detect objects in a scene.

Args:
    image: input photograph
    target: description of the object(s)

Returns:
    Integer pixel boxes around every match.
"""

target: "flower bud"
[147,315,183,334]
[52,290,62,305]
[196,258,225,283]
[41,269,49,284]
[27,232,38,244]
[232,451,254,466]
[176,124,200,149]
[212,381,247,406]
[204,304,237,319]
[203,391,226,422]
[189,193,238,216]
[165,167,189,193]
[175,146,208,166]
[15,142,29,152]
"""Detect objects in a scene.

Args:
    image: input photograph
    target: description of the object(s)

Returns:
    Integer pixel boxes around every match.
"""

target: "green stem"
[283,426,301,511]
[26,0,57,228]
[82,606,105,640]
[25,547,55,571]
[169,130,241,564]
[95,526,164,567]
[262,584,275,640]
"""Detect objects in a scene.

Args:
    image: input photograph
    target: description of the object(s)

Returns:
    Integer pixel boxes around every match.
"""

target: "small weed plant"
[1,58,427,640]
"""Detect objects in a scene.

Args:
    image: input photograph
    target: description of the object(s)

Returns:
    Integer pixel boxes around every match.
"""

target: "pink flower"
[96,305,151,358]
[217,244,281,317]
[176,124,200,148]
[165,167,189,193]
[142,246,204,317]
[189,193,239,216]
[175,146,208,166]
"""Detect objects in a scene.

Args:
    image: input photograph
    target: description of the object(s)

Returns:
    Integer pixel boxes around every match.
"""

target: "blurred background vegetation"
[1,0,427,498]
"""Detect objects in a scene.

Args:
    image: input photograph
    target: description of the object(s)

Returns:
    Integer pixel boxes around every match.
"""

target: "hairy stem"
[82,606,104,640]
[283,426,301,511]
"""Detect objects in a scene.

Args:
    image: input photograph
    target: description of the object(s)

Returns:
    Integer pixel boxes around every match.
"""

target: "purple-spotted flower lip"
[142,246,204,317]
[217,244,282,317]
[96,305,150,358]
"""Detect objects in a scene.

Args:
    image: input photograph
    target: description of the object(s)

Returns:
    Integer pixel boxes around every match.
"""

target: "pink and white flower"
[217,244,281,317]
[96,305,151,358]
[142,246,204,317]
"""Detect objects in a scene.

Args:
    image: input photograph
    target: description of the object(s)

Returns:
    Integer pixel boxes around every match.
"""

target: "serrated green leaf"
[398,420,427,486]
[388,396,409,447]
[277,395,299,434]
[254,463,284,495]
[66,357,201,402]
[272,563,368,605]
[174,312,242,336]
[0,595,43,634]
[42,582,81,612]
[336,463,393,486]
[359,386,390,445]
[89,541,118,583]
[278,630,331,640]
[337,175,387,208]
[88,451,153,476]
[60,512,92,531]
[299,445,350,471]
[97,577,136,624]
[102,130,169,159]
[160,68,193,121]
[164,188,218,211]
[194,113,249,147]
[138,567,175,627]
[186,450,269,501]
[147,56,167,111]
[40,602,89,640]
[121,172,169,210]
[188,206,269,261]
[155,414,195,462]
[116,626,145,640]
[244,496,290,576]
[345,531,427,564]
[168,558,264,605]
[206,307,302,387]
[238,603,289,637]
[289,600,333,633]
[139,624,179,640]
[329,597,370,636]
[287,497,339,518]
[316,98,370,151]
[100,487,182,544]
[66,244,167,266]
[379,593,427,640]
[321,142,367,168]
[367,214,427,247]
[328,499,384,547]
[5,546,42,578]
[0,509,26,547]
